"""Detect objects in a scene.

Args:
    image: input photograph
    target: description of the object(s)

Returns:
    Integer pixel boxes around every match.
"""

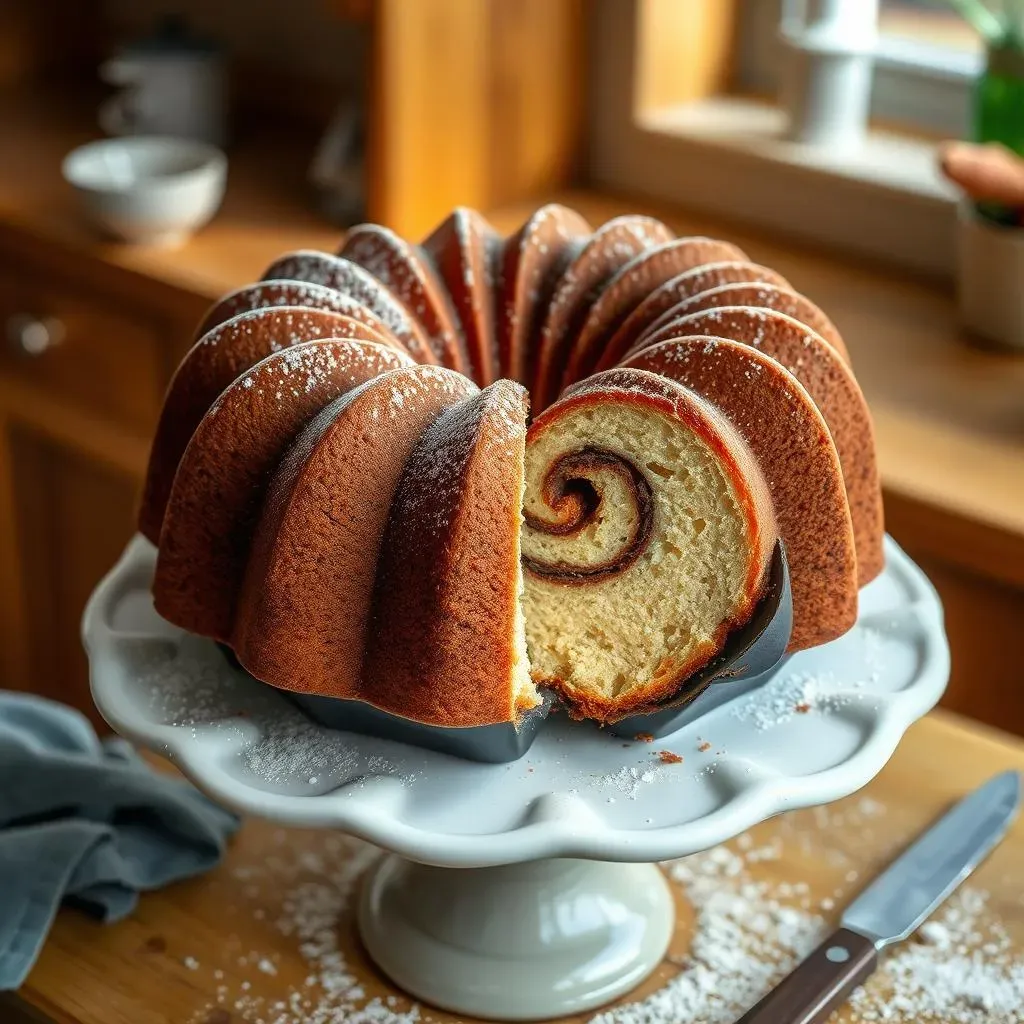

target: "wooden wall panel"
[369,0,583,239]
[635,0,740,113]
[7,423,138,727]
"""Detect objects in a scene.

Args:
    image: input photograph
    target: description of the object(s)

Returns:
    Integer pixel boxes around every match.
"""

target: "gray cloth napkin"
[0,690,240,990]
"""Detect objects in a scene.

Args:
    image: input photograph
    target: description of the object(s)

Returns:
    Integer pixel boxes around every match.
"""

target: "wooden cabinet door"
[1,413,138,727]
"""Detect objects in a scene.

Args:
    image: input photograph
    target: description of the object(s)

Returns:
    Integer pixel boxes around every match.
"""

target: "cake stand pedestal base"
[358,855,675,1021]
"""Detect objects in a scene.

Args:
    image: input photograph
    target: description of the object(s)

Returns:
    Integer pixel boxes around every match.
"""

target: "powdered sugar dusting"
[241,712,362,786]
[133,640,420,792]
[197,306,340,353]
[184,829,422,1024]
[595,845,827,1024]
[624,263,788,352]
[163,777,1024,1024]
[226,340,410,404]
[730,653,886,731]
[390,380,524,541]
[576,761,671,800]
[850,889,1024,1022]
[545,216,673,325]
[340,227,454,356]
[261,254,429,358]
[342,226,410,291]
[575,236,745,356]
[597,797,1023,1024]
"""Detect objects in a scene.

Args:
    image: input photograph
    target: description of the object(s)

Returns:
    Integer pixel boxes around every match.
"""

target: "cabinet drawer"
[0,265,166,433]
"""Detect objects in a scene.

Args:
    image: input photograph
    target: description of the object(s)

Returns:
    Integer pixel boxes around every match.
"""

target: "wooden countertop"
[5,710,1023,1024]
[2,92,1023,586]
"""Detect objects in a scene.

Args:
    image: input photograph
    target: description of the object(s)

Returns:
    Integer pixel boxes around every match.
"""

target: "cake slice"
[639,282,850,363]
[193,279,419,347]
[261,250,436,364]
[636,306,883,584]
[521,368,778,722]
[153,340,413,641]
[496,204,592,386]
[139,306,404,543]
[363,380,538,727]
[338,226,467,372]
[559,237,748,390]
[595,261,790,372]
[231,365,478,704]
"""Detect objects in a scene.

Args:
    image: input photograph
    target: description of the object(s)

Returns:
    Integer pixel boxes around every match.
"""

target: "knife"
[738,770,1021,1024]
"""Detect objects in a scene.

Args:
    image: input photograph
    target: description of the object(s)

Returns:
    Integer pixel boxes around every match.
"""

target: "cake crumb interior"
[520,403,751,707]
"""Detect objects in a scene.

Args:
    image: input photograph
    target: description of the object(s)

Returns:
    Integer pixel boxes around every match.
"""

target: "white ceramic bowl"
[62,135,227,246]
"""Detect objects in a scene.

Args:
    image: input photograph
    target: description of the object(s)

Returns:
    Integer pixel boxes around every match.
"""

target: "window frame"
[737,0,979,138]
[586,0,961,279]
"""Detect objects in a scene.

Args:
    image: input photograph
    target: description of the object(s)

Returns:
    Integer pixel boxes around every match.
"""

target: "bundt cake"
[139,202,883,731]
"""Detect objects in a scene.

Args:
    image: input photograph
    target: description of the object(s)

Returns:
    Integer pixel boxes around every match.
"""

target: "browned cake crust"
[339,225,467,372]
[260,250,434,364]
[497,204,592,386]
[559,237,749,390]
[595,261,791,373]
[193,279,416,347]
[231,365,478,703]
[421,208,502,386]
[640,281,851,364]
[526,368,778,721]
[531,215,674,409]
[623,337,858,650]
[153,340,413,641]
[362,381,534,727]
[138,307,400,543]
[635,306,884,585]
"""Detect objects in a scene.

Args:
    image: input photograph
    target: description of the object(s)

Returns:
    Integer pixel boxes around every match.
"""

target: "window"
[736,0,980,137]
[587,0,962,277]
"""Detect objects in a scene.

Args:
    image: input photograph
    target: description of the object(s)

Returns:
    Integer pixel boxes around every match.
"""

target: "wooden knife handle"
[736,927,878,1024]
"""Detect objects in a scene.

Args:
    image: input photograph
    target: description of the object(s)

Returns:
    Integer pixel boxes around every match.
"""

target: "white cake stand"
[85,535,948,1021]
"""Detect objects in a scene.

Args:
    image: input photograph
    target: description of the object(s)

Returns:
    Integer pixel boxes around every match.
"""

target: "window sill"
[590,96,960,279]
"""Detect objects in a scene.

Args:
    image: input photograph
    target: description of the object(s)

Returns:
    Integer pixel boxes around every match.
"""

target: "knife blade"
[737,770,1021,1024]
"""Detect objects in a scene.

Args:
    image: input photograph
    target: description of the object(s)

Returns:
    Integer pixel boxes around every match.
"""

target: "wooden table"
[5,710,1023,1024]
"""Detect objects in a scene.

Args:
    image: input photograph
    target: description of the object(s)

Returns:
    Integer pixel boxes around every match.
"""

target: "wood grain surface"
[5,710,1023,1024]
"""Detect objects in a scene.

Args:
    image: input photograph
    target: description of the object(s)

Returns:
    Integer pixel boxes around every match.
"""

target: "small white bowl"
[62,136,227,247]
